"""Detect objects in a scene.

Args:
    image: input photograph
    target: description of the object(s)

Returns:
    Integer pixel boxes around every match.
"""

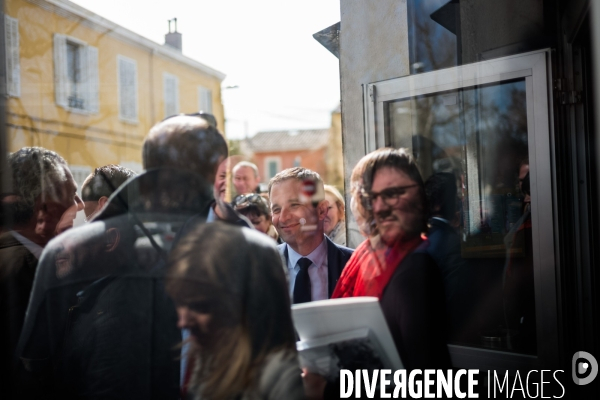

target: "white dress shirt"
[286,237,329,301]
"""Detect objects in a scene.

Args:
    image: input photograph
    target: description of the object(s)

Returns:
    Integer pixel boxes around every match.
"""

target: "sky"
[71,0,342,140]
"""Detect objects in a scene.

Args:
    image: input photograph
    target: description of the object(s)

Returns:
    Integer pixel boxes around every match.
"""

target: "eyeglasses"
[232,193,267,209]
[161,111,217,128]
[361,184,419,209]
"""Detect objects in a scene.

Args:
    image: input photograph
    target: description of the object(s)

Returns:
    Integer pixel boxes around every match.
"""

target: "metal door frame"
[364,49,559,370]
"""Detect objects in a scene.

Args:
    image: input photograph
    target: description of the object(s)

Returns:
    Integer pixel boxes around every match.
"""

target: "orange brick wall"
[253,147,328,184]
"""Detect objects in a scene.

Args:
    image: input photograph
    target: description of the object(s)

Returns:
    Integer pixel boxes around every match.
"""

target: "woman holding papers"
[166,223,304,400]
[333,148,451,370]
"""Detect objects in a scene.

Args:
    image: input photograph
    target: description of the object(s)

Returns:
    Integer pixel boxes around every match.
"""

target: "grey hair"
[7,147,68,225]
[232,161,259,178]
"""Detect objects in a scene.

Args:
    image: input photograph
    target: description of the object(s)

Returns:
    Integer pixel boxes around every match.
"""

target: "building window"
[53,34,99,113]
[407,0,458,74]
[4,15,20,97]
[118,56,138,123]
[293,156,301,167]
[198,86,212,113]
[365,50,557,360]
[66,42,84,108]
[163,73,179,118]
[264,157,281,180]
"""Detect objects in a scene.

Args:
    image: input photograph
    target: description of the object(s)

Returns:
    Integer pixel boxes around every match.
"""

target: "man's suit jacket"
[0,233,38,395]
[278,236,353,298]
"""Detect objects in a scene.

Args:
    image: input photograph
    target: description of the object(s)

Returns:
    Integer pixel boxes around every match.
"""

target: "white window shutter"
[85,45,99,113]
[4,15,20,97]
[53,33,68,107]
[68,165,92,196]
[118,56,137,121]
[198,86,212,113]
[163,73,179,118]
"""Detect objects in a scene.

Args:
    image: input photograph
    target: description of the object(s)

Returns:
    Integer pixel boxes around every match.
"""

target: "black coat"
[16,168,215,400]
[0,233,38,396]
[380,246,452,372]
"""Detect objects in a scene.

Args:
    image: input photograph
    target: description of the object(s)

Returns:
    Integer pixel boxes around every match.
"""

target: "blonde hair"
[324,184,345,221]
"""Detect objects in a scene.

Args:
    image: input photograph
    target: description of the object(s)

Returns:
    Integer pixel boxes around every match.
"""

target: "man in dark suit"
[269,167,353,303]
[1,147,83,397]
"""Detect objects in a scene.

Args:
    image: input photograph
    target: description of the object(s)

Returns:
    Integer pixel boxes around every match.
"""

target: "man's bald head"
[142,116,228,184]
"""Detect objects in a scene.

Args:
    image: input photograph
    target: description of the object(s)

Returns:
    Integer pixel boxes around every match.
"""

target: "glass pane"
[387,79,536,355]
[407,0,458,74]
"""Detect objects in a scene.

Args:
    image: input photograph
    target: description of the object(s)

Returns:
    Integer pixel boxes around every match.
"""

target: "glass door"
[365,50,558,370]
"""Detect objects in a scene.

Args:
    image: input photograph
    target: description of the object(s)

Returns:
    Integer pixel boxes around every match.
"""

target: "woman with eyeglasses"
[232,193,282,243]
[166,222,304,400]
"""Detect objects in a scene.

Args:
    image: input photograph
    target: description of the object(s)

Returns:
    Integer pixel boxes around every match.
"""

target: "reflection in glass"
[408,0,458,74]
[387,79,536,355]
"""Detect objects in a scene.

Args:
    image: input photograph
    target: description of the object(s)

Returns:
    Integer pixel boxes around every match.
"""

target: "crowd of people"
[0,112,533,399]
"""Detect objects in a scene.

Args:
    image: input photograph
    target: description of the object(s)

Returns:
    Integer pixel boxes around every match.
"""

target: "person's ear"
[104,227,120,252]
[316,200,328,221]
[96,196,109,213]
[339,204,346,221]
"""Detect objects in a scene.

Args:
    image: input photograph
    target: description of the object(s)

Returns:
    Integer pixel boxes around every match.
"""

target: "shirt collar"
[287,236,328,269]
[207,206,217,223]
[10,231,43,260]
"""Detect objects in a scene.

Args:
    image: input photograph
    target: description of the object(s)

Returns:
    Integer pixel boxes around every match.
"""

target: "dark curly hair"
[350,148,426,237]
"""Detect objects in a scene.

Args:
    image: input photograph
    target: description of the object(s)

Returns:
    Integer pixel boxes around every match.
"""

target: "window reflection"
[388,79,536,355]
[408,0,458,74]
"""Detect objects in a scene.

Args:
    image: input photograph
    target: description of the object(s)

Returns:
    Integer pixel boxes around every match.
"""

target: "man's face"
[37,167,84,242]
[233,166,259,195]
[270,179,325,249]
[370,166,423,245]
[214,159,228,201]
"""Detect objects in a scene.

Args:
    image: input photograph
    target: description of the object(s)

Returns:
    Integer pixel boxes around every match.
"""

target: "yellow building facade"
[3,0,226,186]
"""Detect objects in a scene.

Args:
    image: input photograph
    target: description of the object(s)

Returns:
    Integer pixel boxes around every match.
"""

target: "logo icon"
[572,351,598,385]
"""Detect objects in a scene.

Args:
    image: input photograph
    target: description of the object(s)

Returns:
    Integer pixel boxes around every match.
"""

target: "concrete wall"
[339,0,410,247]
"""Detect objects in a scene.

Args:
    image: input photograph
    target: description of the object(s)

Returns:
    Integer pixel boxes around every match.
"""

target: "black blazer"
[0,233,39,397]
[278,236,353,297]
